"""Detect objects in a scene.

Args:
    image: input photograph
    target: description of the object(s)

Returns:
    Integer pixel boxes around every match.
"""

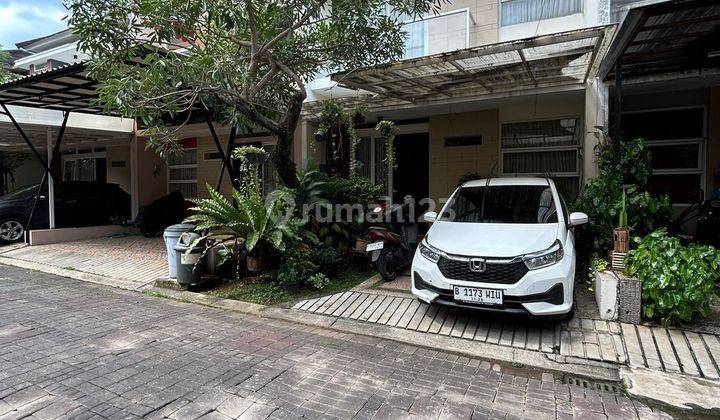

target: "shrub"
[324,176,382,208]
[573,136,671,254]
[625,230,720,326]
[308,273,331,290]
[277,250,318,285]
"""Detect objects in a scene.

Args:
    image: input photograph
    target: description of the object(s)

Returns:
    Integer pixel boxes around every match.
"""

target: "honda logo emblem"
[469,258,486,273]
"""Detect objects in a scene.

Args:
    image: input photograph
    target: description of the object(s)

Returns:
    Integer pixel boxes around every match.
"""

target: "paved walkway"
[294,291,720,380]
[0,235,166,290]
[0,265,671,419]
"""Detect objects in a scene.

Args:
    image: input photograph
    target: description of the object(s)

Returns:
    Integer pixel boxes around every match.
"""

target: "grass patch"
[206,266,374,306]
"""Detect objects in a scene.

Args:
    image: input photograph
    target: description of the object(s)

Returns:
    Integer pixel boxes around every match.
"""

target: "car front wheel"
[0,218,25,242]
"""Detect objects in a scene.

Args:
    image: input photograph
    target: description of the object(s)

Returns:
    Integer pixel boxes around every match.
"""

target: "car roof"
[461,177,552,188]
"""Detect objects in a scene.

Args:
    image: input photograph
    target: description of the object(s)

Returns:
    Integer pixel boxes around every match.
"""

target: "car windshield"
[1,184,39,201]
[440,185,558,224]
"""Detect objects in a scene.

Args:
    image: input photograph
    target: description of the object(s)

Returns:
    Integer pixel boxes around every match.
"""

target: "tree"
[0,45,13,83]
[67,0,444,188]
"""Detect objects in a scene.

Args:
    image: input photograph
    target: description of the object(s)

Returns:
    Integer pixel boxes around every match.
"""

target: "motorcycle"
[366,195,419,281]
[671,189,720,247]
[135,190,187,237]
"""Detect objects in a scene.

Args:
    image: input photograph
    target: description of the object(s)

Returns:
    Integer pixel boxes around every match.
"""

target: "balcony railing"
[501,0,583,27]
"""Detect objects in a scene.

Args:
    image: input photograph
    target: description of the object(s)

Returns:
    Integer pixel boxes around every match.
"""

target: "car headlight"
[419,241,441,263]
[523,240,564,270]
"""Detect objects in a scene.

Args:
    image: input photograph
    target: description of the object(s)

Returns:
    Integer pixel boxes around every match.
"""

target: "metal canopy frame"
[0,62,120,242]
[596,0,720,144]
[330,26,614,106]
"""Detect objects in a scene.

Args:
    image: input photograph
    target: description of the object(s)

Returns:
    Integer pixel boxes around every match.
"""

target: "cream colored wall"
[709,87,720,194]
[428,110,499,201]
[498,94,584,122]
[195,135,277,198]
[440,0,499,47]
[106,144,131,193]
[136,139,167,207]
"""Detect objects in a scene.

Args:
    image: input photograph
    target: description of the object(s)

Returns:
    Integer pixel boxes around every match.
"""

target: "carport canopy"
[0,62,134,239]
[328,26,614,107]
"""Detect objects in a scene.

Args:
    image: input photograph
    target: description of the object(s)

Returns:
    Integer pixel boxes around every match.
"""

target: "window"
[619,107,706,205]
[167,147,197,198]
[441,185,558,224]
[391,8,469,59]
[62,148,107,183]
[356,136,391,196]
[501,0,583,26]
[261,145,279,196]
[501,118,582,200]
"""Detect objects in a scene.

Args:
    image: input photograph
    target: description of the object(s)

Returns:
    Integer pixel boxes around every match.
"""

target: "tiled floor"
[0,235,167,289]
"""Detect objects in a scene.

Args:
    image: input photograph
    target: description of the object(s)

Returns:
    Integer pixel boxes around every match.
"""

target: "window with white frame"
[500,0,583,27]
[500,118,582,200]
[62,147,107,183]
[619,107,706,205]
[386,8,469,59]
[167,147,197,198]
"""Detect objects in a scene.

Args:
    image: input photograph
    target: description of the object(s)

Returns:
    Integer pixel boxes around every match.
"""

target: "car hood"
[426,221,559,258]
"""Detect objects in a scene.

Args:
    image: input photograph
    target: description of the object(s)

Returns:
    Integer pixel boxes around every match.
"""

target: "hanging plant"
[375,120,397,168]
[232,145,267,196]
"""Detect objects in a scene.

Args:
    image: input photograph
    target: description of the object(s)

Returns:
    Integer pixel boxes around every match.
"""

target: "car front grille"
[437,256,528,284]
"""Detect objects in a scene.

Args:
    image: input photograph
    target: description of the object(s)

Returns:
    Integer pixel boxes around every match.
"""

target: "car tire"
[564,303,575,321]
[0,218,26,243]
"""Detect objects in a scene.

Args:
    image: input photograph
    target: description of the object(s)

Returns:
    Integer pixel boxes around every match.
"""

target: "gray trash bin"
[163,223,195,278]
[174,232,205,286]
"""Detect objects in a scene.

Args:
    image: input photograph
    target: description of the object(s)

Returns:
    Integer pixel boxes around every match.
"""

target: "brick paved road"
[0,265,669,419]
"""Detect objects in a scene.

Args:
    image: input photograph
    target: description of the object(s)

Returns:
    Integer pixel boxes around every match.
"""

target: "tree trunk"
[272,91,305,189]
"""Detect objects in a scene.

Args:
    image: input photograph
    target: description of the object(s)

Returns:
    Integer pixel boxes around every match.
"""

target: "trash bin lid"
[174,231,202,250]
[164,223,195,236]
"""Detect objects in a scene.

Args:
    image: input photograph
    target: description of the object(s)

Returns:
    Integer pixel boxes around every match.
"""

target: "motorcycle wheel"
[377,247,398,281]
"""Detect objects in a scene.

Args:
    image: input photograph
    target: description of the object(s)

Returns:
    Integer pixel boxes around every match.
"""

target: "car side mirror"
[568,212,588,227]
[422,211,437,223]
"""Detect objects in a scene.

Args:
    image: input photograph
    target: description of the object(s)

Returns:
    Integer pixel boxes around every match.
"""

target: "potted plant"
[614,188,629,252]
[246,249,266,273]
[312,246,343,278]
[611,188,629,270]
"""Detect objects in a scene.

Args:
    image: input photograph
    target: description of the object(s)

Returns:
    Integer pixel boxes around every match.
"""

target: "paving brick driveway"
[0,265,670,419]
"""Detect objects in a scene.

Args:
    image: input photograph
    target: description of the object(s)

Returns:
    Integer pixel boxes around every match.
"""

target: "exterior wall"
[439,0,499,47]
[428,110,499,202]
[106,144,131,193]
[709,87,720,194]
[195,134,277,198]
[7,157,44,192]
[136,139,167,208]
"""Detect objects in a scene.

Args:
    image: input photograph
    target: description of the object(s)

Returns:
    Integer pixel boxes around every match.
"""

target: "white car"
[411,177,587,319]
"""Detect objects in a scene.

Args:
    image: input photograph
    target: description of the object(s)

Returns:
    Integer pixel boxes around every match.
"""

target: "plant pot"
[320,258,342,278]
[244,154,266,165]
[246,255,266,273]
[352,112,366,126]
[314,129,326,142]
[613,228,630,253]
[354,237,369,253]
[281,283,302,293]
[380,126,391,137]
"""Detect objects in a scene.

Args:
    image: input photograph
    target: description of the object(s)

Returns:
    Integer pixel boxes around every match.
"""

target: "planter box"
[594,268,618,320]
[594,269,642,324]
[617,272,642,324]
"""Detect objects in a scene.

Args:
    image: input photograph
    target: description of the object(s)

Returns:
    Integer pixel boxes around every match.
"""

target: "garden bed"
[203,266,374,306]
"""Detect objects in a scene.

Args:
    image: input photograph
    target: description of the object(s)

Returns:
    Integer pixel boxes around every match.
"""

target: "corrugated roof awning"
[0,62,111,115]
[599,0,720,81]
[330,26,614,105]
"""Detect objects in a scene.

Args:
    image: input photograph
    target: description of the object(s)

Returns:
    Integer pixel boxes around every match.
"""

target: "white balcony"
[402,9,470,59]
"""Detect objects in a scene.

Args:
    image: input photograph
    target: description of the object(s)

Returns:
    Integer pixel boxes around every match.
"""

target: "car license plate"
[366,241,384,252]
[453,286,503,305]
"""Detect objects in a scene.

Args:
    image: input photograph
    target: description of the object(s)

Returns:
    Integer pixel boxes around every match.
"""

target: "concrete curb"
[621,366,720,416]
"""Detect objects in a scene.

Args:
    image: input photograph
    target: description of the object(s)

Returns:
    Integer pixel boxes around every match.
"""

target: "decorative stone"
[617,273,642,324]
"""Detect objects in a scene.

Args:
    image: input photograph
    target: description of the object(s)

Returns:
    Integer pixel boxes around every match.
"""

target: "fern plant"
[185,184,300,254]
